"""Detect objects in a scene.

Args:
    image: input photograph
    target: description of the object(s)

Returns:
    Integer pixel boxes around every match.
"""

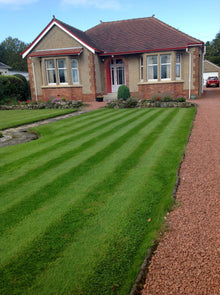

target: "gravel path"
[142,88,220,295]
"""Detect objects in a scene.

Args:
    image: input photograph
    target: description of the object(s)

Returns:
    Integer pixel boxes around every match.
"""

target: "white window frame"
[140,56,144,81]
[57,58,68,85]
[160,54,171,80]
[46,59,56,85]
[147,55,158,81]
[71,58,79,84]
[176,53,181,80]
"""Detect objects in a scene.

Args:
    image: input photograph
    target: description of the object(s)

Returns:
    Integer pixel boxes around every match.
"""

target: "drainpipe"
[186,47,191,99]
[201,45,206,94]
[31,59,38,101]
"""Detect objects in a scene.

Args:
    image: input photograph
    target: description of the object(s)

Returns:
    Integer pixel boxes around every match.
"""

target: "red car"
[206,76,219,87]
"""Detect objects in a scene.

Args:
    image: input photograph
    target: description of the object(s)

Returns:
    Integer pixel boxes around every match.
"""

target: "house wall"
[28,25,96,102]
[137,47,202,99]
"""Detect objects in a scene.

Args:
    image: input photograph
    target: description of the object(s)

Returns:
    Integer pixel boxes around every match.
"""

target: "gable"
[22,19,97,58]
[33,25,83,51]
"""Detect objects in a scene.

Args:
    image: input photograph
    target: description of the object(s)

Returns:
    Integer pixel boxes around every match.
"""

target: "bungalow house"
[22,16,205,101]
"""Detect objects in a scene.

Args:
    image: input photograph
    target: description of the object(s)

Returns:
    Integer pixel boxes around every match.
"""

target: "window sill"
[41,84,83,89]
[138,80,184,85]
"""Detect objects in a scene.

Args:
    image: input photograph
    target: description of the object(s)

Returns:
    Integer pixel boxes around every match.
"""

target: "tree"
[205,31,220,66]
[0,37,29,71]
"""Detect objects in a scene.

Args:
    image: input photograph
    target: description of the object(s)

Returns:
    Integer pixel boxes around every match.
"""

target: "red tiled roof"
[29,47,83,57]
[86,17,204,55]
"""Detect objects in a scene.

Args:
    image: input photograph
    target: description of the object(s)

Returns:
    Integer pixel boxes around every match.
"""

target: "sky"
[0,0,219,45]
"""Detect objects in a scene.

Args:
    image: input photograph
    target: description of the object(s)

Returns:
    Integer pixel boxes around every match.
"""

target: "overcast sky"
[0,0,219,44]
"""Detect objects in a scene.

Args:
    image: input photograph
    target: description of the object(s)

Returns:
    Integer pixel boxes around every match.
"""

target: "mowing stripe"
[0,109,130,170]
[0,109,181,294]
[0,109,159,230]
[25,109,191,295]
[0,109,137,184]
[0,109,170,263]
[0,109,147,209]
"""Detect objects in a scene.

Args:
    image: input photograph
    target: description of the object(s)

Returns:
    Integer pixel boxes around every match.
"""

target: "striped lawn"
[0,109,77,130]
[0,108,195,295]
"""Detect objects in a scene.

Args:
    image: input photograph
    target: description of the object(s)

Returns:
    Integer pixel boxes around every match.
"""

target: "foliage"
[0,37,29,71]
[117,85,130,100]
[106,95,187,108]
[14,74,30,100]
[205,31,220,66]
[0,75,27,103]
[0,108,195,294]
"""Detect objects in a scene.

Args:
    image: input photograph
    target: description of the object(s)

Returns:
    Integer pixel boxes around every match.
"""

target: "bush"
[117,85,130,100]
[0,75,27,104]
[14,74,30,100]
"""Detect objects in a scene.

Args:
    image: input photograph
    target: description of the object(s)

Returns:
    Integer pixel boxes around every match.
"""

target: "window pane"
[57,59,66,68]
[46,60,55,69]
[47,69,56,84]
[176,64,181,78]
[147,55,157,65]
[161,64,171,79]
[161,54,171,64]
[59,69,67,83]
[176,53,180,63]
[117,66,125,85]
[71,59,79,84]
[71,59,78,68]
[147,65,158,80]
[72,69,79,83]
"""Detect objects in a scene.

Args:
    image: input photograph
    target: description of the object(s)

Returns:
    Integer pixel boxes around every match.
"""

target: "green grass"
[0,108,195,295]
[0,109,77,130]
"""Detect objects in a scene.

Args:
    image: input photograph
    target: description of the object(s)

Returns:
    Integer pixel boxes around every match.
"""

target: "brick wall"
[138,82,189,99]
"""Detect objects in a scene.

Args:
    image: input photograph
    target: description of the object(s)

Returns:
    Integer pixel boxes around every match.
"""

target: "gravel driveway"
[142,87,220,295]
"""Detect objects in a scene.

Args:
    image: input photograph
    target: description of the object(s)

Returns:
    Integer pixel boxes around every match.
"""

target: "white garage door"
[203,72,218,85]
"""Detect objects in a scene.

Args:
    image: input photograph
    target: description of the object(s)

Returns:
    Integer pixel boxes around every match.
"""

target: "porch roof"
[29,47,83,57]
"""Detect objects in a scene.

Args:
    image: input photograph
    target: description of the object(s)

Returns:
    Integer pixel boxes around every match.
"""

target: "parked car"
[206,76,219,87]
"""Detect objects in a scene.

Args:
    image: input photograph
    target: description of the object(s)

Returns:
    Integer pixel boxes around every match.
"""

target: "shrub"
[117,85,130,100]
[0,75,26,104]
[176,96,186,102]
[14,74,30,101]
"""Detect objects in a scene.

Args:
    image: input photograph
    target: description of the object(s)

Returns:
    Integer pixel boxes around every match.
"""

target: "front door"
[110,59,125,93]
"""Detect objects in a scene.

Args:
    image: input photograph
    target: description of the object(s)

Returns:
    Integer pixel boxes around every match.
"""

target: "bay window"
[45,57,79,85]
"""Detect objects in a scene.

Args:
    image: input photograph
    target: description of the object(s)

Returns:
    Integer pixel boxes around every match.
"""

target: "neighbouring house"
[7,70,29,80]
[0,62,11,75]
[203,59,220,85]
[22,16,205,102]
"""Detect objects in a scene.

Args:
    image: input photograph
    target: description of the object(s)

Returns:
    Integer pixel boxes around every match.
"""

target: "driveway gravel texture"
[142,88,220,295]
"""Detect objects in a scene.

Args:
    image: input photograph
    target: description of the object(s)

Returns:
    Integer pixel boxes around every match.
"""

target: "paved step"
[103,93,117,101]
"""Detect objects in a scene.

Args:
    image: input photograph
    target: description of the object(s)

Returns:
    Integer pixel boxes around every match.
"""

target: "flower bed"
[0,98,83,110]
[106,96,195,109]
